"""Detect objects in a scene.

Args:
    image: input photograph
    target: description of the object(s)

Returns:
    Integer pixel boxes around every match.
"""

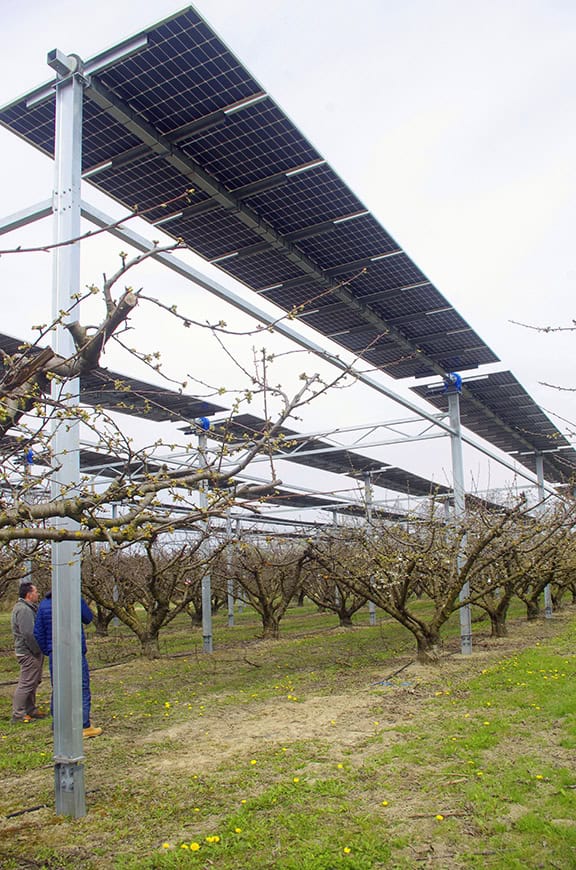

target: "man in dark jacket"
[34,592,102,738]
[11,582,45,723]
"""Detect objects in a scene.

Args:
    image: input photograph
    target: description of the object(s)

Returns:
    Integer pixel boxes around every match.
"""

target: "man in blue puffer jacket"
[34,592,102,738]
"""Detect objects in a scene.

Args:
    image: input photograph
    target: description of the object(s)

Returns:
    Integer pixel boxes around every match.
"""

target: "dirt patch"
[142,688,415,775]
[136,612,574,778]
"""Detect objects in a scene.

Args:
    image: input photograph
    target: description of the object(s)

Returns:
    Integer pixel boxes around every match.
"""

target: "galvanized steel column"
[364,473,377,626]
[447,382,472,655]
[535,454,553,619]
[198,427,213,652]
[49,50,86,817]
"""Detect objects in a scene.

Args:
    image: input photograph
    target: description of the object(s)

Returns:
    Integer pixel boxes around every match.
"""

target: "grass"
[0,600,574,869]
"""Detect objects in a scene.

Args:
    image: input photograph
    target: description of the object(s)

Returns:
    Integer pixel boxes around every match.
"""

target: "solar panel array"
[267,487,407,521]
[0,6,573,484]
[0,332,225,422]
[0,6,498,384]
[412,372,576,483]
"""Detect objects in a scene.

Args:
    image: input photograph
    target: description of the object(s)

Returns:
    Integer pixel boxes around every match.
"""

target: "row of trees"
[2,217,574,665]
[4,496,574,662]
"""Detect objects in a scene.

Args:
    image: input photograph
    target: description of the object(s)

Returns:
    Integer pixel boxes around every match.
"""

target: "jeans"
[48,653,92,728]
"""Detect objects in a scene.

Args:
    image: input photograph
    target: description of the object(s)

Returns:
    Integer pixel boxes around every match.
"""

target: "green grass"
[0,601,574,869]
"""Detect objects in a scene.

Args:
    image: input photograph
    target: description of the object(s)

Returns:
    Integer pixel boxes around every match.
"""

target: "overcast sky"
[1,0,575,506]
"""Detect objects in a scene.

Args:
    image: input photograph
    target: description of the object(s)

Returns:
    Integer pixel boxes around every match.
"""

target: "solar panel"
[370,468,451,497]
[412,372,576,483]
[0,435,160,480]
[0,6,498,385]
[267,487,406,520]
[0,332,225,422]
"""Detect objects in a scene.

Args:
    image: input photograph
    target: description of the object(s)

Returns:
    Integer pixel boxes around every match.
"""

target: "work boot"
[30,709,47,719]
[83,726,103,738]
[12,714,33,723]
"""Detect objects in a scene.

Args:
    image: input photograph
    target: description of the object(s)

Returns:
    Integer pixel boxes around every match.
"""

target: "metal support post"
[235,518,244,613]
[447,378,472,655]
[332,510,341,608]
[198,424,213,652]
[49,51,86,817]
[226,511,235,627]
[364,474,377,626]
[535,454,553,619]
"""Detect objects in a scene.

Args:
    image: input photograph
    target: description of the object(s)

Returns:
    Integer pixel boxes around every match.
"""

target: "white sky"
[1,0,576,510]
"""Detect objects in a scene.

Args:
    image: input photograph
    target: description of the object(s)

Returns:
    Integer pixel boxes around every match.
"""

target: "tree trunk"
[414,630,442,664]
[489,612,508,637]
[338,611,354,627]
[297,589,306,607]
[140,635,161,658]
[526,599,540,621]
[189,609,202,627]
[261,614,280,639]
[93,604,113,637]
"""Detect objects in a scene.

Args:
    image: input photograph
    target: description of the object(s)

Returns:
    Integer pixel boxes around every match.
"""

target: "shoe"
[12,714,33,724]
[83,726,102,738]
[30,710,47,719]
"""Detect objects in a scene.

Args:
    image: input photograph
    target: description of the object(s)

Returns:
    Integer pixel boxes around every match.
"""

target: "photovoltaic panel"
[412,372,576,483]
[80,368,225,422]
[0,5,499,386]
[247,164,364,233]
[0,435,161,479]
[294,215,399,269]
[0,332,225,423]
[370,468,451,497]
[267,487,406,520]
[181,101,319,189]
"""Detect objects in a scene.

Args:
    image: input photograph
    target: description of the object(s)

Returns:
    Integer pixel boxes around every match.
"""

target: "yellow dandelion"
[190,842,200,851]
[250,759,257,765]
[337,763,344,769]
[535,774,544,780]
[435,814,444,821]
[381,800,389,806]
[343,846,352,854]
[234,827,242,833]
[180,843,189,849]
[293,777,300,783]
[193,807,200,812]
[241,799,247,804]
[164,702,171,709]
[161,842,171,849]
